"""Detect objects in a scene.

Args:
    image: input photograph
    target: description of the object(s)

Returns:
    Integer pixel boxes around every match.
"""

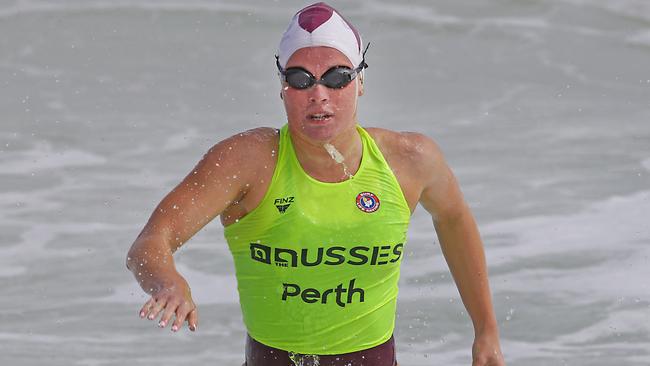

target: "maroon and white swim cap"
[277,2,363,69]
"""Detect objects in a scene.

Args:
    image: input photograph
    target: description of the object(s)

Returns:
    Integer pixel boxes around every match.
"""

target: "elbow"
[126,233,173,272]
[126,248,136,271]
[126,239,145,272]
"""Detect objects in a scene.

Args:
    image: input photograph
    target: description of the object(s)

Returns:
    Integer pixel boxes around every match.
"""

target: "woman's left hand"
[472,331,505,366]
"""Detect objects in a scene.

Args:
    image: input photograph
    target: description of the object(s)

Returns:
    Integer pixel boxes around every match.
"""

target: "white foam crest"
[399,189,650,302]
[536,49,623,88]
[362,0,615,36]
[481,190,650,301]
[496,310,650,364]
[358,1,462,28]
[362,1,553,33]
[98,262,238,305]
[478,17,609,39]
[0,61,64,78]
[484,190,649,256]
[0,330,143,344]
[0,140,106,174]
[554,0,650,23]
[396,340,493,366]
[0,190,61,211]
[0,265,27,278]
[398,305,650,364]
[0,0,279,20]
[359,0,626,42]
[642,157,650,171]
[475,16,549,30]
[627,30,650,47]
[162,127,200,152]
[0,222,117,262]
[554,308,650,344]
[476,85,529,122]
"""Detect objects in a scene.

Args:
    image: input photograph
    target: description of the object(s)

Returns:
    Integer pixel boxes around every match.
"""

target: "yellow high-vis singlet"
[223,124,411,354]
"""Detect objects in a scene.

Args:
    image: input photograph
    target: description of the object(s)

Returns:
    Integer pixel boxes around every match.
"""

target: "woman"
[127,3,505,365]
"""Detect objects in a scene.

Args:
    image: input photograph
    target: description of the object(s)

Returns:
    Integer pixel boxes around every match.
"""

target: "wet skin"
[127,47,505,365]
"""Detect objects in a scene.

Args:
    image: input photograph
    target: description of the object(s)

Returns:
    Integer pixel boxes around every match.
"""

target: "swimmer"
[127,2,505,365]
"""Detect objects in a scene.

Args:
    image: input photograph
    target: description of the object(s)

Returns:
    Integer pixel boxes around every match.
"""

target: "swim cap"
[277,2,363,69]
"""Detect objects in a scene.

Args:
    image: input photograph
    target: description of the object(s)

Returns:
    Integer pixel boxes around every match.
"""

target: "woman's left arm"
[410,133,505,366]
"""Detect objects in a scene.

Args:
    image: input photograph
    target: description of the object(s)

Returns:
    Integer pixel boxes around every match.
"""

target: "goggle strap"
[275,54,284,80]
[360,42,371,70]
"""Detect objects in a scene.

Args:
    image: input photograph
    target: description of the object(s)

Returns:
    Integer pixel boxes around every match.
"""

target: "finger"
[171,301,193,332]
[139,297,156,318]
[158,300,180,329]
[472,357,489,366]
[146,297,167,320]
[187,308,198,332]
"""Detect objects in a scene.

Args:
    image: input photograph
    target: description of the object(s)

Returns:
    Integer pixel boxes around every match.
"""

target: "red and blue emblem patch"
[356,192,380,213]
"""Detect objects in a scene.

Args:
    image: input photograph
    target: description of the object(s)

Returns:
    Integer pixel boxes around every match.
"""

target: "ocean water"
[1,0,649,365]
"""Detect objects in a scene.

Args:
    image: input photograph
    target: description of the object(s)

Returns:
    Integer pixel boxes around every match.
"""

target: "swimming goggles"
[275,43,370,90]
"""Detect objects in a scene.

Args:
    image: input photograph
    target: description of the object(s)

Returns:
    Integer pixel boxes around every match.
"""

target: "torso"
[220,126,425,226]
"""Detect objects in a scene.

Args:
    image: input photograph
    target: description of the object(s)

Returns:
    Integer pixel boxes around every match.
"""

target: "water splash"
[288,351,320,366]
[323,143,353,179]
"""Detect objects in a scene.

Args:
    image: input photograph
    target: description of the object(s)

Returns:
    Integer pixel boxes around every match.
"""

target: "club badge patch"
[356,192,380,213]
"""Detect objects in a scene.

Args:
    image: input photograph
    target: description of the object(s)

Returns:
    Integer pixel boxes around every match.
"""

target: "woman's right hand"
[138,274,198,332]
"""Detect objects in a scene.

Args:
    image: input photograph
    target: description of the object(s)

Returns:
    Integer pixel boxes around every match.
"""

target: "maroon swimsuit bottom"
[244,334,397,366]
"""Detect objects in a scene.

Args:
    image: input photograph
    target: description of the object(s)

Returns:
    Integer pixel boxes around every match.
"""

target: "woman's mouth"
[308,113,334,122]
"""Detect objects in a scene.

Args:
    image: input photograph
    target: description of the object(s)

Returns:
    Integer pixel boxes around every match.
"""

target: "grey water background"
[1,0,649,364]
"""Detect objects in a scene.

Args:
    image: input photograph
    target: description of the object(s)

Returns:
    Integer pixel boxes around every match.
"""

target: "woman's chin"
[288,117,356,143]
[298,120,338,141]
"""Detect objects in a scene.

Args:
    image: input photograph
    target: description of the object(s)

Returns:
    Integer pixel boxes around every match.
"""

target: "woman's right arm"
[126,128,272,332]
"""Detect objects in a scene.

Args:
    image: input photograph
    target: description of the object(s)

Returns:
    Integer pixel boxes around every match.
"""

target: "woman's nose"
[308,83,329,103]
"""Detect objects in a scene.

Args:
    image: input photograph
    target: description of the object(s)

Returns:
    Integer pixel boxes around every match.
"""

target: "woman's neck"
[290,125,363,182]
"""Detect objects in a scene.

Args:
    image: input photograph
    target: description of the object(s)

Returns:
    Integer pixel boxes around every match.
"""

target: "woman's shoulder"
[363,126,450,207]
[199,126,280,185]
[204,127,279,161]
[363,126,445,167]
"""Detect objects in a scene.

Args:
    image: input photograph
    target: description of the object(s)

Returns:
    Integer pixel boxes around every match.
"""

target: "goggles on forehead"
[275,43,370,90]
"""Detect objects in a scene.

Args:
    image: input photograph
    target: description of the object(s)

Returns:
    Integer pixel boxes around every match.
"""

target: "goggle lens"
[283,67,355,89]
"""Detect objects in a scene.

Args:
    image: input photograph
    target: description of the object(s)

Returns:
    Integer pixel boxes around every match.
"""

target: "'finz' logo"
[356,192,380,213]
[274,196,294,214]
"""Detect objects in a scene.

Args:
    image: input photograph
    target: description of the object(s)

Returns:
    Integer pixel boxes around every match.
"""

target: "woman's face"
[281,46,363,143]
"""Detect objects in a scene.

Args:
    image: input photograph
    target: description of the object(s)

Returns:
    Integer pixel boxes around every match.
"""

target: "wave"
[0,0,282,19]
[553,0,650,23]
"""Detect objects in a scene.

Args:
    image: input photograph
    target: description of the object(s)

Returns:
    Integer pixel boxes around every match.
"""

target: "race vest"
[223,124,411,354]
